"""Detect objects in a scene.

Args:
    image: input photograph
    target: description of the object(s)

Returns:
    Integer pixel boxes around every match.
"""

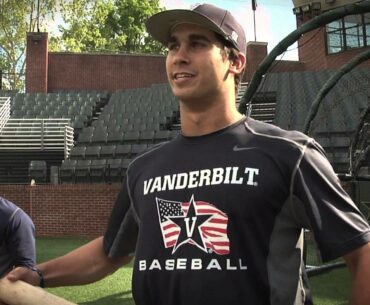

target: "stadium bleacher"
[1,67,369,184]
[58,84,180,184]
[254,67,370,174]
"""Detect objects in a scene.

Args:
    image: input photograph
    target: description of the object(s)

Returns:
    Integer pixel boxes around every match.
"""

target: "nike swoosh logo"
[233,145,257,152]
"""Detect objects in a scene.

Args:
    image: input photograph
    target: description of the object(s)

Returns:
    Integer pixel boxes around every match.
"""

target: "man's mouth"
[174,73,195,80]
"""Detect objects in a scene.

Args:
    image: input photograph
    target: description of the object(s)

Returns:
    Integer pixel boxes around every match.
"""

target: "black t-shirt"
[0,197,36,277]
[104,117,370,305]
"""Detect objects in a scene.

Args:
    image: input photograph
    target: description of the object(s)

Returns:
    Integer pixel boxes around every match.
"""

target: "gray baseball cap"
[146,3,246,54]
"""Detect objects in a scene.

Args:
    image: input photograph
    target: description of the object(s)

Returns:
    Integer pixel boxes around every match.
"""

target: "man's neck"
[179,98,244,137]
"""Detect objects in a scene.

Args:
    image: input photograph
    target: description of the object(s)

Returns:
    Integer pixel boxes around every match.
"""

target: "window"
[326,13,370,54]
[327,20,344,54]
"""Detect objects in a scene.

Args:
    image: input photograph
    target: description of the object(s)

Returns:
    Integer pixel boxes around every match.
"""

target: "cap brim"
[146,9,228,47]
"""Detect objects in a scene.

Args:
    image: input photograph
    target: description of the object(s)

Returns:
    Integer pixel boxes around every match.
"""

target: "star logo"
[156,195,230,255]
[168,195,213,253]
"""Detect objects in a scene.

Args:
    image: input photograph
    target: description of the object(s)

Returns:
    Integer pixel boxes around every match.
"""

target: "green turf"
[37,237,134,305]
[309,268,350,305]
[36,237,351,305]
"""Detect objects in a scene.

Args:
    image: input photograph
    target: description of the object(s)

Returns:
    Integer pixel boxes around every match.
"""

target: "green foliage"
[0,0,55,90]
[0,0,165,90]
[51,0,166,54]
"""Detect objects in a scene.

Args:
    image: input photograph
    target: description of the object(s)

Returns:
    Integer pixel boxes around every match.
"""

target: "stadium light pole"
[37,0,40,32]
[252,0,257,41]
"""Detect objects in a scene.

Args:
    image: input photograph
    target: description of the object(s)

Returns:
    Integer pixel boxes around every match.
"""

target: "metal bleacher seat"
[75,159,91,183]
[153,130,171,143]
[131,144,148,156]
[70,145,86,159]
[72,115,87,130]
[123,130,140,143]
[91,126,108,144]
[106,119,119,131]
[107,129,124,143]
[139,130,155,143]
[77,127,94,144]
[106,158,124,182]
[330,136,350,149]
[90,159,107,182]
[121,158,131,171]
[59,159,77,183]
[121,122,135,132]
[85,145,101,159]
[134,123,149,132]
[115,144,132,158]
[315,137,330,149]
[100,144,117,159]
[28,160,47,183]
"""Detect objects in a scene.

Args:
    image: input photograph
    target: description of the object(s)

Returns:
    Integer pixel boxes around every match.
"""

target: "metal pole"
[253,10,257,41]
[37,0,40,32]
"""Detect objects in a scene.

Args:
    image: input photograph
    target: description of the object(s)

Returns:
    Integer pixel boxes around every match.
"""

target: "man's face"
[165,23,231,104]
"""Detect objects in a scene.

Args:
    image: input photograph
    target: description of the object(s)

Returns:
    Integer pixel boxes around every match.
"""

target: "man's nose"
[173,45,190,65]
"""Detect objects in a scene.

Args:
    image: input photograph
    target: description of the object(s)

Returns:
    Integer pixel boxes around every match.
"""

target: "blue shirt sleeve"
[6,208,36,268]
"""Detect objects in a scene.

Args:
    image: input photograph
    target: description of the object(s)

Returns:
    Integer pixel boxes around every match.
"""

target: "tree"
[0,0,56,91]
[51,0,165,54]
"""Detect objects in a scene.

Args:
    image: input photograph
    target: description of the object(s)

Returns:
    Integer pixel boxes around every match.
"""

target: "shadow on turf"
[79,291,134,305]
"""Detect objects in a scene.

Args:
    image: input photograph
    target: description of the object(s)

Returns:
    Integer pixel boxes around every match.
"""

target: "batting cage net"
[240,1,370,275]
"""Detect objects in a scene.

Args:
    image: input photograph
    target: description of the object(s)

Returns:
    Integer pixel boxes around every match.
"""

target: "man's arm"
[7,236,132,287]
[344,242,370,305]
[9,209,37,269]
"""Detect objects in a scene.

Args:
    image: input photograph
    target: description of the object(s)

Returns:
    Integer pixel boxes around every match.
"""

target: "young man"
[0,196,36,277]
[7,4,370,305]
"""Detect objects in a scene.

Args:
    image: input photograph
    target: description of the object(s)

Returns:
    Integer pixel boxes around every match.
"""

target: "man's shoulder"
[0,197,33,231]
[245,117,312,148]
[128,141,172,167]
[0,197,18,223]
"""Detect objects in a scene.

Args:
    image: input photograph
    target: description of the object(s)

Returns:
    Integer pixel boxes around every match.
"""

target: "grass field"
[37,237,350,305]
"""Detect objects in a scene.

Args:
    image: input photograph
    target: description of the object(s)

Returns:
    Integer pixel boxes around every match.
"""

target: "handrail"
[0,97,11,132]
[0,118,74,158]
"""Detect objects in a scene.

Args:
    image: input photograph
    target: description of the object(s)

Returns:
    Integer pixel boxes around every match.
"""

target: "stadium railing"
[0,118,74,159]
[0,97,11,132]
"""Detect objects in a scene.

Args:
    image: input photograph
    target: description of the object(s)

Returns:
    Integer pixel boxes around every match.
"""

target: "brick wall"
[0,181,358,238]
[25,31,307,93]
[297,27,328,71]
[0,183,121,237]
[245,42,268,82]
[26,33,48,93]
[25,30,370,93]
[296,16,370,71]
[47,52,168,92]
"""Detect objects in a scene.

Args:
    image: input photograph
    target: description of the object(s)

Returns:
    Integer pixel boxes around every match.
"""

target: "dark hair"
[215,33,245,94]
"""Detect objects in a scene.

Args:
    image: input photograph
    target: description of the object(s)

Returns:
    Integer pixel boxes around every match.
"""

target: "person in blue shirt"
[0,196,36,277]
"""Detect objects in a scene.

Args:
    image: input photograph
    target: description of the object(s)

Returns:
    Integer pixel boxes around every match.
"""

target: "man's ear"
[229,52,246,74]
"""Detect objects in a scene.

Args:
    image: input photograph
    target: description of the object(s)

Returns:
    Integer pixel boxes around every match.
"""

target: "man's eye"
[167,43,178,51]
[190,41,205,48]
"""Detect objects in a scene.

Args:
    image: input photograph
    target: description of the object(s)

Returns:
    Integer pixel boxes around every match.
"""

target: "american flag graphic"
[156,195,230,255]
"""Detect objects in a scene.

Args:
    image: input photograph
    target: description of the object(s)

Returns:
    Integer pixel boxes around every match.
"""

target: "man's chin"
[172,88,195,102]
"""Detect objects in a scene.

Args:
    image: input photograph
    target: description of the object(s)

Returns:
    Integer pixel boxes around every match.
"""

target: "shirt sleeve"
[103,178,138,258]
[6,209,36,268]
[292,140,370,262]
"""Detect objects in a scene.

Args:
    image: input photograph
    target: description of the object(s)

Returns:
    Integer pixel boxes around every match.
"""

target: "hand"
[6,266,41,286]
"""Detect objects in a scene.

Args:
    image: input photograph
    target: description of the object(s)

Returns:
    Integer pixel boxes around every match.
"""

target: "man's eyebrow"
[167,33,212,44]
[167,36,178,45]
[188,34,212,42]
